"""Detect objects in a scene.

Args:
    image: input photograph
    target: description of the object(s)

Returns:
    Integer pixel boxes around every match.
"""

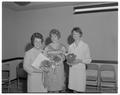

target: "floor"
[2,79,117,93]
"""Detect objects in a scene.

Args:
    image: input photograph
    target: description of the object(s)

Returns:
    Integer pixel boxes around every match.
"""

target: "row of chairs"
[86,64,117,92]
[2,62,27,93]
[2,63,117,93]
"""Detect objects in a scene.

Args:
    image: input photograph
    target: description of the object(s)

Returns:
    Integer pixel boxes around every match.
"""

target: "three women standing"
[23,27,91,93]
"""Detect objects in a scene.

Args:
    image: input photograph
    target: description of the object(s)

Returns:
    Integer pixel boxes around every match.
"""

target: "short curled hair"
[71,27,83,37]
[49,29,61,39]
[31,32,44,46]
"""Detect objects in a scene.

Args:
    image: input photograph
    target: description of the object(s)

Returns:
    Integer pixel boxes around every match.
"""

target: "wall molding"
[2,57,23,63]
[92,60,118,64]
[2,57,118,64]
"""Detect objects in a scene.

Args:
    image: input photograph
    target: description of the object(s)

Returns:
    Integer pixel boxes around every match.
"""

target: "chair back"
[2,64,10,80]
[100,65,116,80]
[87,64,99,70]
[2,70,10,80]
[100,65,115,71]
[86,64,99,79]
[16,61,27,79]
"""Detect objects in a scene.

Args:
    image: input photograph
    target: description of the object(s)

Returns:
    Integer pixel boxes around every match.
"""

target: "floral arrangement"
[46,53,64,73]
[40,60,52,72]
[41,60,51,68]
[66,53,76,65]
[52,55,62,63]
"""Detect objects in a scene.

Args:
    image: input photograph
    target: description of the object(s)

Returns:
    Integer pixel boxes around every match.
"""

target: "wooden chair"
[99,65,117,92]
[16,61,27,92]
[2,64,10,92]
[86,64,99,91]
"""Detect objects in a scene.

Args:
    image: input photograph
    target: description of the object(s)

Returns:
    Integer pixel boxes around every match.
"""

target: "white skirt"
[68,63,86,92]
[27,73,47,93]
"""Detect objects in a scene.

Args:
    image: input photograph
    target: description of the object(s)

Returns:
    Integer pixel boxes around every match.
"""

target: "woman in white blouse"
[68,27,91,92]
[23,33,47,93]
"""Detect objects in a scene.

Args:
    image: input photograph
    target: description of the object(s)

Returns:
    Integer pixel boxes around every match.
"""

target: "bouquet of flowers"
[41,60,51,68]
[40,60,52,72]
[52,55,62,63]
[47,53,62,64]
[32,52,50,70]
[66,53,76,65]
[46,53,63,73]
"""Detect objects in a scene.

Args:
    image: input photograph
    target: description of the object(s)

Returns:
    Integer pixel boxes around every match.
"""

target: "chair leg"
[8,84,10,92]
[99,82,101,92]
[114,83,117,92]
[96,85,99,92]
[8,81,11,92]
[17,79,19,89]
[96,81,99,92]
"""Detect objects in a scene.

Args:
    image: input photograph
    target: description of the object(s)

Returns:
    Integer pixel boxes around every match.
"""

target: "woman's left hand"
[40,67,49,72]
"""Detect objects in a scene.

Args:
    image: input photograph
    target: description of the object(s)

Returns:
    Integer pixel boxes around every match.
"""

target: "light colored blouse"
[69,40,91,64]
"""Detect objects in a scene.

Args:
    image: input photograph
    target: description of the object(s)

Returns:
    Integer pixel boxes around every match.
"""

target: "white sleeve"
[82,45,92,64]
[23,52,34,74]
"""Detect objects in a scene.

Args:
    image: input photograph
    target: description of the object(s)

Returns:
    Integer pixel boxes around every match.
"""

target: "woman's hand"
[40,67,50,73]
[70,59,83,66]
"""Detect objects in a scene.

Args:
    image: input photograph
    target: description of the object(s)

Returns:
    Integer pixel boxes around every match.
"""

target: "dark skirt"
[44,63,65,91]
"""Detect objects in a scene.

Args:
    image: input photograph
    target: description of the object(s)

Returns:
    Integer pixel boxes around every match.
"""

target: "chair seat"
[87,76,97,81]
[101,77,116,82]
[86,81,98,86]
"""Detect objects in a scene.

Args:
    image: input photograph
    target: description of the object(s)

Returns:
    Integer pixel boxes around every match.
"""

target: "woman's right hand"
[42,67,50,72]
[33,69,43,73]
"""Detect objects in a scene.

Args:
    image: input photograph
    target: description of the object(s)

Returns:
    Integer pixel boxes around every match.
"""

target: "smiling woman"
[23,32,47,92]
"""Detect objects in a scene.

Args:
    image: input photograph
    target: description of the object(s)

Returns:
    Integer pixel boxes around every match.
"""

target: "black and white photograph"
[2,0,118,93]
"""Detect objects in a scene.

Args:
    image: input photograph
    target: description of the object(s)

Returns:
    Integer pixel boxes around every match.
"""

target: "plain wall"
[2,8,20,80]
[2,7,18,59]
[16,6,118,61]
[2,5,118,80]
